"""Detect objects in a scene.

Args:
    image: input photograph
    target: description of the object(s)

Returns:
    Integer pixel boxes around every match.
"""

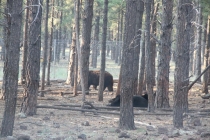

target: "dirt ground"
[0,80,210,140]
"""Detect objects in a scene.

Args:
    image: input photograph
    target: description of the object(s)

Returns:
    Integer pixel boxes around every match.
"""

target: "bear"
[108,94,148,107]
[88,70,113,91]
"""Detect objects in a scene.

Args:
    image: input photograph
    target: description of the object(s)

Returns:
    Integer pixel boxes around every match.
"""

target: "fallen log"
[36,105,172,115]
[54,104,147,110]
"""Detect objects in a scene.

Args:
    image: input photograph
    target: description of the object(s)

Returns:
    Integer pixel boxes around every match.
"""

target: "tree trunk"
[1,5,6,62]
[80,0,94,95]
[47,0,54,85]
[202,23,207,64]
[98,0,108,101]
[59,0,63,59]
[173,0,192,128]
[0,6,9,100]
[62,26,67,59]
[74,0,87,105]
[21,0,43,116]
[66,27,76,86]
[119,0,137,130]
[73,48,78,96]
[73,0,80,96]
[195,1,202,82]
[21,0,29,85]
[55,29,60,64]
[150,2,159,86]
[189,4,197,74]
[92,14,100,68]
[133,0,144,95]
[202,16,210,94]
[41,0,50,94]
[155,0,173,108]
[116,66,122,96]
[1,0,23,136]
[106,29,110,57]
[145,0,155,112]
[111,42,115,60]
[118,9,124,65]
[137,33,146,95]
[115,12,120,64]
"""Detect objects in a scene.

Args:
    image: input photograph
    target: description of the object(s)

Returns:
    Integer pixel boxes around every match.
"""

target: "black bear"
[108,94,148,107]
[88,70,113,91]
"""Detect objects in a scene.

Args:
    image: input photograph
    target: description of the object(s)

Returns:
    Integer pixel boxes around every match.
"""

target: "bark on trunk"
[133,0,144,95]
[55,29,60,64]
[21,0,29,85]
[115,16,120,64]
[145,0,155,112]
[41,0,50,93]
[173,0,192,128]
[137,33,146,95]
[59,0,63,60]
[47,0,54,85]
[155,0,173,108]
[91,14,100,68]
[74,0,87,104]
[189,6,197,73]
[98,0,108,101]
[80,0,94,94]
[116,66,122,96]
[21,0,42,116]
[73,0,80,96]
[118,10,124,65]
[202,17,210,94]
[150,2,159,86]
[195,1,202,82]
[119,0,137,130]
[202,23,207,64]
[1,0,23,136]
[66,27,76,86]
[62,27,67,59]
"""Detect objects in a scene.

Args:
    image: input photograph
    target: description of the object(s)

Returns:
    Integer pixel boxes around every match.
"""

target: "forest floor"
[0,80,210,140]
[0,55,210,140]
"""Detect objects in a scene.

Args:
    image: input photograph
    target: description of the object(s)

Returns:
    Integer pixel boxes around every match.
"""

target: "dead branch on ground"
[188,64,210,90]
